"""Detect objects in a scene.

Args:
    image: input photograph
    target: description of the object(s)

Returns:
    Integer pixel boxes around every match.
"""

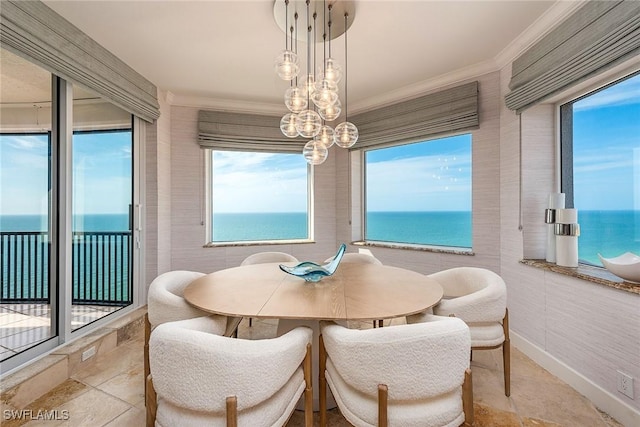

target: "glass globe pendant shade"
[275,50,299,81]
[318,57,342,84]
[295,109,322,138]
[311,79,338,109]
[334,121,359,148]
[299,73,316,97]
[318,99,341,121]
[280,113,299,138]
[284,87,307,113]
[303,140,329,165]
[316,125,335,148]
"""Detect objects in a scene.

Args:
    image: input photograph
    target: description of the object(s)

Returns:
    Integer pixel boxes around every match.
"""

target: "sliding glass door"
[71,86,133,331]
[0,49,56,362]
[1,47,140,370]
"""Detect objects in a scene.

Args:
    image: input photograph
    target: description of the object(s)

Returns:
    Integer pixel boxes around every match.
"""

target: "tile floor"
[0,304,124,362]
[1,317,624,427]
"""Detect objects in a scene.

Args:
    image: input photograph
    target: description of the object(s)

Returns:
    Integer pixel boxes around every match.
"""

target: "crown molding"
[350,59,499,114]
[494,0,587,69]
[166,1,586,114]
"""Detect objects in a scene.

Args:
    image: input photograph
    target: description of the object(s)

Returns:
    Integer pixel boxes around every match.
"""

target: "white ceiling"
[36,1,580,113]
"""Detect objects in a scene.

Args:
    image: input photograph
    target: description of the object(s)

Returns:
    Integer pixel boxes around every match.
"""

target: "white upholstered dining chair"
[240,251,299,326]
[144,270,242,409]
[147,316,313,427]
[407,266,510,396]
[319,316,473,427]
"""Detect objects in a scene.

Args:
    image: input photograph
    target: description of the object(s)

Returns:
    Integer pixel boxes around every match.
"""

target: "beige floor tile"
[70,342,141,387]
[509,373,608,427]
[473,402,522,427]
[471,365,515,413]
[102,406,145,427]
[22,388,130,427]
[522,418,563,427]
[96,368,144,407]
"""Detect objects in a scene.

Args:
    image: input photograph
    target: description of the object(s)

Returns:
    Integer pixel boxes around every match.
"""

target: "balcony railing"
[1,231,131,306]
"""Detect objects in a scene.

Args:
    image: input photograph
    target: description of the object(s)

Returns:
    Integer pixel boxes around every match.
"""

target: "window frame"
[204,149,315,246]
[360,132,473,251]
[558,69,640,267]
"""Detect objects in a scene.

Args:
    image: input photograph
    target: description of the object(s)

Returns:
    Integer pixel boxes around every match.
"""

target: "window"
[210,151,310,243]
[560,72,640,266]
[364,134,472,248]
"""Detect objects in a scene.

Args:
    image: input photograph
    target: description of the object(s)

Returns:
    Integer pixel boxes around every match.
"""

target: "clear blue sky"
[0,131,131,215]
[366,134,472,212]
[212,151,308,213]
[1,74,638,216]
[572,73,640,211]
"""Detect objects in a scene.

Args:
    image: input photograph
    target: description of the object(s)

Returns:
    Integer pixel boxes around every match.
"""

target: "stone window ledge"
[520,259,640,295]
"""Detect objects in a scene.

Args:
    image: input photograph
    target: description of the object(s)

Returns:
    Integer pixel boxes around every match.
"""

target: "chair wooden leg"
[249,318,252,327]
[378,384,388,427]
[462,368,474,427]
[226,396,238,427]
[144,313,151,406]
[503,309,511,397]
[304,343,313,427]
[319,334,327,427]
[145,375,157,427]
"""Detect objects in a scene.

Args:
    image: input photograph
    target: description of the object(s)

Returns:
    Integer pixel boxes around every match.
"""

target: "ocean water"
[212,212,308,242]
[366,211,472,248]
[1,214,131,303]
[0,214,130,232]
[1,210,638,269]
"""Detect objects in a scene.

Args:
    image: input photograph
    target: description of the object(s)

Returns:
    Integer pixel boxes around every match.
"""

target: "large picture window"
[560,72,640,266]
[364,134,472,248]
[210,151,310,243]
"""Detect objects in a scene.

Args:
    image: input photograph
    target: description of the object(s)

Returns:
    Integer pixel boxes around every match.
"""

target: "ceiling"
[18,1,581,113]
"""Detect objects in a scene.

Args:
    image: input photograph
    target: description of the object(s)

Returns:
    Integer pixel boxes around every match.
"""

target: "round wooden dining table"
[184,261,443,410]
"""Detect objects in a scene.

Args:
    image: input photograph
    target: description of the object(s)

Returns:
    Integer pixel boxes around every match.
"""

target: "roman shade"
[349,81,479,150]
[505,0,640,113]
[0,1,160,122]
[198,110,307,153]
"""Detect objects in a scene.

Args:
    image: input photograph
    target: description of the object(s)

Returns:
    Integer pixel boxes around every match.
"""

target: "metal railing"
[1,231,131,306]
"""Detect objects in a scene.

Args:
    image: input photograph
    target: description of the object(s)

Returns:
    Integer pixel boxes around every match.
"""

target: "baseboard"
[511,331,639,427]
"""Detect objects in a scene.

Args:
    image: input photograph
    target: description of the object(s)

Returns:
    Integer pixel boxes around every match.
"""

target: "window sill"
[520,259,640,296]
[204,239,315,248]
[352,240,474,256]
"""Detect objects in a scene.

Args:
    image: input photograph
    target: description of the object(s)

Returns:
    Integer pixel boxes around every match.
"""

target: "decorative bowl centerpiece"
[280,244,346,282]
[598,252,640,283]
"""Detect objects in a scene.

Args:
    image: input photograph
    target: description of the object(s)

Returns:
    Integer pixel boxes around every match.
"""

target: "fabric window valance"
[505,0,640,113]
[198,110,307,153]
[349,81,479,151]
[0,1,160,122]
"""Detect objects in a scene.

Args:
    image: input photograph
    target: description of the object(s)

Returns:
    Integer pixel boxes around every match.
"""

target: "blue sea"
[1,210,639,267]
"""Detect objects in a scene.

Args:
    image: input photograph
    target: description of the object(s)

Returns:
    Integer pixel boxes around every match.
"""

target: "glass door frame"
[1,76,145,374]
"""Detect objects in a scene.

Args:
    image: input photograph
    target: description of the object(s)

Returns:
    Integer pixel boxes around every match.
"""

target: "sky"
[365,134,472,212]
[1,74,638,217]
[0,131,131,216]
[212,151,307,213]
[572,73,640,211]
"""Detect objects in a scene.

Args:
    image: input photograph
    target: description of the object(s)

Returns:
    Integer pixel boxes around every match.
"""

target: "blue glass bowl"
[279,244,346,282]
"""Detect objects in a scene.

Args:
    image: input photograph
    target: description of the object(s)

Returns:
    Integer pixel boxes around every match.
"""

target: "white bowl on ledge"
[598,252,640,283]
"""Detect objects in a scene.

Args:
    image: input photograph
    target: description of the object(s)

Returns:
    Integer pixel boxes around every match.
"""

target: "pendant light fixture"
[274,0,357,163]
[274,0,299,81]
[295,0,322,139]
[334,11,358,148]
